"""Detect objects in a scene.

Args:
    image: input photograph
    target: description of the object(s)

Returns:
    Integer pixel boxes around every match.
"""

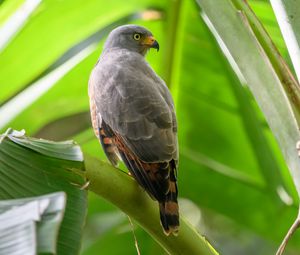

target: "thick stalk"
[84,155,218,255]
[162,0,182,88]
[231,0,300,124]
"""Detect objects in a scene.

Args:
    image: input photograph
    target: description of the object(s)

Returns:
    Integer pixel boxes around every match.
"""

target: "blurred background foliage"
[0,0,299,254]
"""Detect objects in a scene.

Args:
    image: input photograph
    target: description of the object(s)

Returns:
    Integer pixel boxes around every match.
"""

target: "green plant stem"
[84,155,219,255]
[197,0,300,196]
[231,0,300,124]
[213,36,286,197]
[163,0,182,87]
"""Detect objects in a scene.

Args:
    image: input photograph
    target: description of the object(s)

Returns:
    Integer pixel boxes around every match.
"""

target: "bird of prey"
[88,24,179,235]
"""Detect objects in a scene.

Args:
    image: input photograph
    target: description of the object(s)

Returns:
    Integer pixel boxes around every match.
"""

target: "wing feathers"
[89,51,179,234]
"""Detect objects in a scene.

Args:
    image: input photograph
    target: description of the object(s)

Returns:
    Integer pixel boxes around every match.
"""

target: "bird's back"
[89,30,179,235]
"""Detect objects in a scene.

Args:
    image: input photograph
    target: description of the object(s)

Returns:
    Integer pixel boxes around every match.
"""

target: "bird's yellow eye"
[133,33,141,41]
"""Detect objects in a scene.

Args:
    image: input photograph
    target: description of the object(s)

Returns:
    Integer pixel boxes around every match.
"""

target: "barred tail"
[159,176,179,236]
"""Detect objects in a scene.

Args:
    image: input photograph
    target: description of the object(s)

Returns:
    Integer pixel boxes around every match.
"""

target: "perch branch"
[84,154,218,255]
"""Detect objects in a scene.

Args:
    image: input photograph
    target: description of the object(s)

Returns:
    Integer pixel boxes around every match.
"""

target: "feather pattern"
[88,25,179,235]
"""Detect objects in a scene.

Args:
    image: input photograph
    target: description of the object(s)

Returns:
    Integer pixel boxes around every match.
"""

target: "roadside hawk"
[88,25,179,235]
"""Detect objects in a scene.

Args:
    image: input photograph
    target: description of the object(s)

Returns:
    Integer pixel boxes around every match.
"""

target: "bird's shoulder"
[91,49,170,99]
[99,48,145,68]
[96,49,160,81]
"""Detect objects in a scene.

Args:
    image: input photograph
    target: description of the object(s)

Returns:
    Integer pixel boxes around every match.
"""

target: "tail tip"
[162,225,179,236]
[159,202,180,236]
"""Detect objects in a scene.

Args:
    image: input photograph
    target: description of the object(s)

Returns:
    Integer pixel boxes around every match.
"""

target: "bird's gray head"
[103,25,159,56]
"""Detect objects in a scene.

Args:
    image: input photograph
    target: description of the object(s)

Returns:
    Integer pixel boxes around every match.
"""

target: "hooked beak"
[142,35,159,51]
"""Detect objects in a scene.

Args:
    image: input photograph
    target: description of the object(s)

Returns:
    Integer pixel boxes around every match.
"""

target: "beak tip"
[152,40,159,52]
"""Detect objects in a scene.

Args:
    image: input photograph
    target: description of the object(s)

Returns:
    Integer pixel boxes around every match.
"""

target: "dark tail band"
[159,177,179,236]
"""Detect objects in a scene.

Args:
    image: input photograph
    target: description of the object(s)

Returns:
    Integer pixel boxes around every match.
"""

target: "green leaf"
[8,129,83,161]
[0,192,66,254]
[0,0,24,25]
[248,0,289,60]
[196,0,300,200]
[0,129,87,255]
[0,0,41,52]
[0,0,165,103]
[163,1,300,252]
[196,0,300,253]
[270,0,300,81]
